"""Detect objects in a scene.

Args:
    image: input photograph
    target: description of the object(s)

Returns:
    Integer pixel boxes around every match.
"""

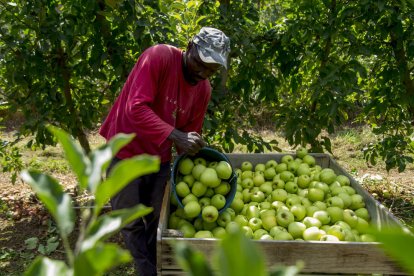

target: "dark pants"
[107,157,170,276]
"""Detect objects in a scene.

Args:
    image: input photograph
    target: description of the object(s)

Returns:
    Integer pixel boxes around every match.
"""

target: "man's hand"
[168,129,206,155]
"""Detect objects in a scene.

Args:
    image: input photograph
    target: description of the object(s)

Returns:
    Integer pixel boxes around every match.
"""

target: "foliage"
[1,0,414,171]
[20,126,160,275]
[373,226,414,275]
[174,227,303,276]
[0,138,23,184]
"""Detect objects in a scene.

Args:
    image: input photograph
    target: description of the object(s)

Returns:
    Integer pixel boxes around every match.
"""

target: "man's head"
[183,27,230,85]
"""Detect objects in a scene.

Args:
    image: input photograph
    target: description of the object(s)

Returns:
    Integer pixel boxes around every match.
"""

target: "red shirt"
[99,44,211,163]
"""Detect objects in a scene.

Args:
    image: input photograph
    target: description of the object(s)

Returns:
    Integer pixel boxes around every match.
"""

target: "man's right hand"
[168,129,206,155]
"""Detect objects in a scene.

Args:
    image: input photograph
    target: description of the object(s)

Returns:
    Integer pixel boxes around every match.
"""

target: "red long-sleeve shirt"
[99,44,211,163]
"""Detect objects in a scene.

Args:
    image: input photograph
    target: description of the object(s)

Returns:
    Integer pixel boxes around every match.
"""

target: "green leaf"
[25,237,39,250]
[20,171,75,238]
[94,154,159,213]
[88,133,136,194]
[174,241,214,276]
[82,204,152,251]
[47,126,90,191]
[24,256,71,276]
[373,227,414,275]
[215,228,267,276]
[74,243,131,275]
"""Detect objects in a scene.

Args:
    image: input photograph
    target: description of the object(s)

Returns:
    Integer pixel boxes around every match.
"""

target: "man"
[99,27,230,276]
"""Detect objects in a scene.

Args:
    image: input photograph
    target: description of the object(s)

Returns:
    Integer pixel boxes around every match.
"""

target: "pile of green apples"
[168,148,376,242]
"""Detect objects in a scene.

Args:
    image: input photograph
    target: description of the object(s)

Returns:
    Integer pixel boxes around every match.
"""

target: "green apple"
[279,171,295,183]
[276,209,294,227]
[193,217,204,231]
[360,233,376,242]
[194,157,207,166]
[306,205,320,217]
[205,187,215,197]
[273,231,294,241]
[297,174,311,188]
[241,225,254,238]
[296,147,308,159]
[194,230,214,239]
[217,211,232,227]
[336,175,351,186]
[242,188,252,203]
[253,173,265,187]
[337,192,352,208]
[182,193,198,205]
[212,226,227,239]
[264,167,277,180]
[272,178,285,189]
[271,189,288,202]
[230,198,244,213]
[269,225,288,237]
[168,214,181,229]
[343,209,359,228]
[191,181,207,197]
[311,181,330,194]
[248,217,263,232]
[355,217,370,234]
[192,164,206,180]
[183,174,195,187]
[234,191,243,200]
[271,201,286,211]
[184,201,201,218]
[329,181,342,191]
[350,194,366,210]
[302,155,316,166]
[334,221,352,231]
[326,206,344,223]
[225,208,236,219]
[241,170,253,180]
[176,181,190,198]
[287,161,299,174]
[300,197,312,208]
[253,228,268,240]
[214,181,231,195]
[254,163,266,172]
[284,181,298,194]
[200,168,221,188]
[307,188,325,202]
[208,161,218,168]
[265,159,278,169]
[259,182,273,195]
[251,190,265,203]
[313,210,331,225]
[319,169,337,185]
[261,214,277,231]
[275,163,288,173]
[202,205,219,223]
[198,197,211,208]
[303,226,324,241]
[343,186,356,195]
[211,194,226,210]
[320,234,340,242]
[234,214,249,227]
[354,207,370,221]
[241,161,253,171]
[285,195,301,208]
[202,220,218,231]
[288,221,306,239]
[178,157,194,175]
[241,178,254,190]
[180,222,196,238]
[327,225,346,241]
[290,204,307,221]
[302,216,322,228]
[313,201,327,210]
[330,186,346,196]
[326,196,344,209]
[259,202,272,211]
[215,161,232,180]
[260,234,273,240]
[281,155,294,164]
[246,205,260,219]
[170,193,179,206]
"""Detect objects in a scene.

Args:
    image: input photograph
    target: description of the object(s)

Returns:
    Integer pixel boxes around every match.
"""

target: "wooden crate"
[157,153,406,275]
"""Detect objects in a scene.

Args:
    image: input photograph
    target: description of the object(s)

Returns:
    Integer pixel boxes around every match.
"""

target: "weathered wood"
[157,153,407,275]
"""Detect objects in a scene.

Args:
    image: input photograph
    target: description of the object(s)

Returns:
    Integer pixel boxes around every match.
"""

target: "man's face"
[184,44,221,84]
